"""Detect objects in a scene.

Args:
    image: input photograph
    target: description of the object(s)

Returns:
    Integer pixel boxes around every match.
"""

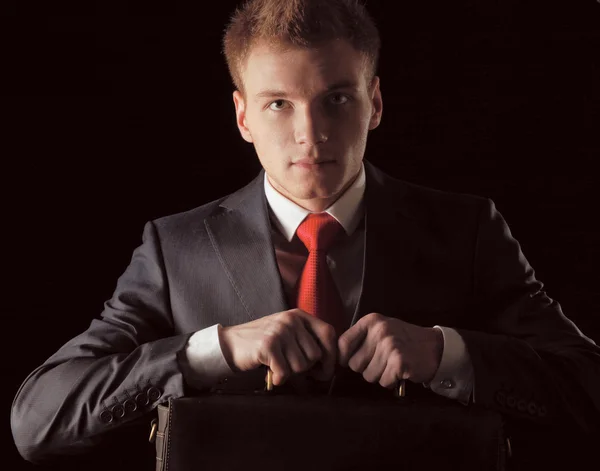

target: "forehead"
[241,39,368,97]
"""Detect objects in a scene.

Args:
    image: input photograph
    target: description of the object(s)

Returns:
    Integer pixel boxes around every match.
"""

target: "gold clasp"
[148,418,158,443]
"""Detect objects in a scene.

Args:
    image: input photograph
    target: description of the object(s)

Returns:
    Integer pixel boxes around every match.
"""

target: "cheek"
[257,129,288,153]
[250,124,292,164]
[337,114,369,147]
[340,104,371,131]
[358,104,375,130]
[257,119,292,145]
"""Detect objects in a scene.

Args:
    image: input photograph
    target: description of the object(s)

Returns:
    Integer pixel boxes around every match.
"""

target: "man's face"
[233,39,382,210]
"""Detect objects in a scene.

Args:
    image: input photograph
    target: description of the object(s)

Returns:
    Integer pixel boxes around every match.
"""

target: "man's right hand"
[219,309,338,386]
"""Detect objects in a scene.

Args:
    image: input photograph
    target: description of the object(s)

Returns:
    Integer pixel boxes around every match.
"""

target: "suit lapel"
[355,162,429,327]
[204,170,288,323]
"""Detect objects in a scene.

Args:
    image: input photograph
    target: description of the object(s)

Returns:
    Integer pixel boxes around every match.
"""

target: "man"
[11,0,600,465]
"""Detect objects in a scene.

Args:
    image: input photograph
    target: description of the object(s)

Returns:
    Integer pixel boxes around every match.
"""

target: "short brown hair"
[222,0,381,94]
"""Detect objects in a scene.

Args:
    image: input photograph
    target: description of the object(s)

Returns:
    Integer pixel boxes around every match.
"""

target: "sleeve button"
[100,410,114,424]
[124,399,137,413]
[112,404,125,419]
[439,379,455,389]
[527,401,538,416]
[136,392,150,407]
[517,399,527,412]
[147,387,162,402]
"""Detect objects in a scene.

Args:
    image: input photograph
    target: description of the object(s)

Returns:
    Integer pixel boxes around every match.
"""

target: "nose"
[294,105,328,146]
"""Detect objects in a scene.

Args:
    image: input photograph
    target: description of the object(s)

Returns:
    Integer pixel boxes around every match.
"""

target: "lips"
[293,158,334,165]
[293,160,335,170]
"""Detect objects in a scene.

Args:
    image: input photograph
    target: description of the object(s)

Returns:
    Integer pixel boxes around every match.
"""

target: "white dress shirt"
[184,164,474,404]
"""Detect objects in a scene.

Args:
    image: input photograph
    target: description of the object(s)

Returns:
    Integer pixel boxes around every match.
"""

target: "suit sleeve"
[11,221,193,464]
[455,199,600,432]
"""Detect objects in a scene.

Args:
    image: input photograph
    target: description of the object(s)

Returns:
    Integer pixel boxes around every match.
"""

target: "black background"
[2,1,600,469]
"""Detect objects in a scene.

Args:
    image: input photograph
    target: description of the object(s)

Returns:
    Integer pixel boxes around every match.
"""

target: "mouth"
[292,158,335,169]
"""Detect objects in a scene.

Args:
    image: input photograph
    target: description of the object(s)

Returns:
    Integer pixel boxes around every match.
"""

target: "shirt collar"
[264,164,366,242]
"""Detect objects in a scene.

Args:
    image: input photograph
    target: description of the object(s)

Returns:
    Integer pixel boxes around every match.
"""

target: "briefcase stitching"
[164,398,174,471]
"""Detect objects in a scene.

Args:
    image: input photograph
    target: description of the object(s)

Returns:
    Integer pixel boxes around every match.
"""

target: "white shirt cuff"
[425,326,474,405]
[184,324,233,388]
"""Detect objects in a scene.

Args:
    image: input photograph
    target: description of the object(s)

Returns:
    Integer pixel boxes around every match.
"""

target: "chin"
[293,182,344,201]
[274,169,348,200]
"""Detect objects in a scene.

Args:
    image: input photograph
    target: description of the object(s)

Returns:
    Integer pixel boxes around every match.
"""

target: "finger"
[268,344,291,386]
[282,327,318,374]
[299,313,338,380]
[338,320,369,368]
[361,345,387,384]
[308,351,334,381]
[294,322,324,369]
[347,337,376,374]
[276,312,323,374]
[379,352,404,389]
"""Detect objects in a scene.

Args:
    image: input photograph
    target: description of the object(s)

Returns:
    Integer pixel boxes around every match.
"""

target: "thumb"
[337,322,367,367]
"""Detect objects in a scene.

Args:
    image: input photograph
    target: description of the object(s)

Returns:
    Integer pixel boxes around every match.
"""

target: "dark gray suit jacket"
[11,161,600,464]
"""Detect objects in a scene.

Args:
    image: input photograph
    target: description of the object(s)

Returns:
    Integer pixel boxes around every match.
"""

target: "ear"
[368,76,383,131]
[233,90,254,143]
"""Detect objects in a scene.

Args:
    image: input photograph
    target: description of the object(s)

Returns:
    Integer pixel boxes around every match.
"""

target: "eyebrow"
[255,80,359,99]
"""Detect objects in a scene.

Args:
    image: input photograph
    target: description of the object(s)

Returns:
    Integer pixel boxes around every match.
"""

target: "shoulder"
[140,190,240,249]
[151,197,228,235]
[367,162,492,221]
[404,179,490,215]
[148,170,264,238]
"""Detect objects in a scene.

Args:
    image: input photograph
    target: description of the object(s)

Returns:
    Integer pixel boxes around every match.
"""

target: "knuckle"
[280,311,295,325]
[381,335,397,351]
[389,350,403,367]
[292,316,306,331]
[360,314,373,326]
[260,332,279,352]
[306,348,322,362]
[374,320,389,336]
[323,324,337,342]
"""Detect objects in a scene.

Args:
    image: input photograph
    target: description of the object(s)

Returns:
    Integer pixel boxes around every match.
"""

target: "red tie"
[295,213,346,335]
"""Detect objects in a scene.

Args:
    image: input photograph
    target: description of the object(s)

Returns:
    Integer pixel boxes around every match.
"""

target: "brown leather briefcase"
[150,370,508,471]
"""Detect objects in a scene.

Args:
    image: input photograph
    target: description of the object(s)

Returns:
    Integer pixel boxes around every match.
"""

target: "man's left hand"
[338,313,444,387]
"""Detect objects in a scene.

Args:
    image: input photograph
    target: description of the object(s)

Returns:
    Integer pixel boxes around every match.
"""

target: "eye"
[329,93,350,105]
[268,100,288,111]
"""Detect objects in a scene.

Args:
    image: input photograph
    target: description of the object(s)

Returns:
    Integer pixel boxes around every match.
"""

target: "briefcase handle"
[265,367,405,397]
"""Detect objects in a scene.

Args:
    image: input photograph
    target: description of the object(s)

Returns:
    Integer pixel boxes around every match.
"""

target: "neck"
[268,171,361,213]
[292,195,340,213]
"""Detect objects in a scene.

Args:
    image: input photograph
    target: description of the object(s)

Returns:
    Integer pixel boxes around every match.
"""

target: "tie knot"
[296,213,343,253]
